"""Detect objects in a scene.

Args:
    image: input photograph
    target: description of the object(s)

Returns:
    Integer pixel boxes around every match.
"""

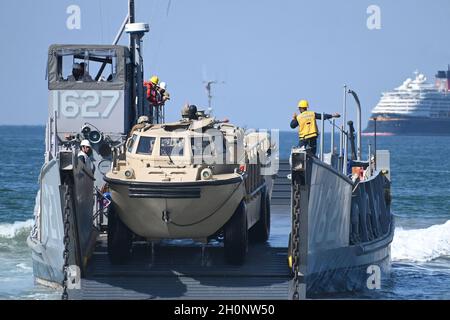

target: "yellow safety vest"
[297,111,318,140]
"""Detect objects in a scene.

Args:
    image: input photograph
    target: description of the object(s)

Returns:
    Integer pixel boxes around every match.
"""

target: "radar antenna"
[203,80,226,111]
[202,65,225,114]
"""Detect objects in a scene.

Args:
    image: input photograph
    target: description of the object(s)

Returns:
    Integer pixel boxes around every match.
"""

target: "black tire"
[107,203,133,265]
[249,191,271,243]
[224,201,248,265]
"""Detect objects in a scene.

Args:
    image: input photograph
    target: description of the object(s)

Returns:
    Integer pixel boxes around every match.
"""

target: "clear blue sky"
[1,0,450,130]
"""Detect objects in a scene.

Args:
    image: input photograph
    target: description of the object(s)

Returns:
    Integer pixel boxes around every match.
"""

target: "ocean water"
[0,126,449,300]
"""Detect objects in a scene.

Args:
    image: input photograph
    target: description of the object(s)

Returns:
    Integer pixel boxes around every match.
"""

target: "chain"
[291,181,301,299]
[62,182,71,300]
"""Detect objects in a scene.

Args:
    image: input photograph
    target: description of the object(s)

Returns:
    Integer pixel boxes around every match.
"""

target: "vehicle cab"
[110,118,247,183]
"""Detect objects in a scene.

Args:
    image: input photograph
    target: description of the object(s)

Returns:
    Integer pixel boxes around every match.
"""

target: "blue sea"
[0,126,449,300]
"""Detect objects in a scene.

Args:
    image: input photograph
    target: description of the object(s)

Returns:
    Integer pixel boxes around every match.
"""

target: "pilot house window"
[56,49,119,82]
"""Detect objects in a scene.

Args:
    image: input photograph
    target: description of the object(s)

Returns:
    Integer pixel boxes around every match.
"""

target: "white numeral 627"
[53,91,120,119]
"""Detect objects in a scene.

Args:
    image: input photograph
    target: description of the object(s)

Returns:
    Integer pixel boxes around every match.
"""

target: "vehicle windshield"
[137,137,156,155]
[127,134,138,153]
[160,138,185,157]
[191,137,215,157]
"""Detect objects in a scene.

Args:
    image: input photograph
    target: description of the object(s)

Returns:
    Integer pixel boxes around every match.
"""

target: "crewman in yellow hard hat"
[290,99,340,155]
[144,75,170,107]
[150,75,159,85]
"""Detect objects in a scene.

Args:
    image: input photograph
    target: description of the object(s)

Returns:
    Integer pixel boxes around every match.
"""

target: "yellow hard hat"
[150,75,159,85]
[298,100,309,109]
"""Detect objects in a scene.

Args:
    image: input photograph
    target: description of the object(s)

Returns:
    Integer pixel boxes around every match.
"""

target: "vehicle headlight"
[124,168,135,179]
[201,168,213,181]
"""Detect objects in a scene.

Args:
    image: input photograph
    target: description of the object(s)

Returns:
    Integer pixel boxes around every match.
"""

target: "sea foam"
[392,220,450,262]
[0,220,34,240]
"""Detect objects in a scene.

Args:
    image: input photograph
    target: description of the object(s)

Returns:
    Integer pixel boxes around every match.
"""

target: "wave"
[392,220,450,262]
[15,263,32,271]
[2,218,449,263]
[0,220,34,241]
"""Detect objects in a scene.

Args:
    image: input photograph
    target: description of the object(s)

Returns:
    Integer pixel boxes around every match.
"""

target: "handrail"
[330,118,335,155]
[320,113,325,161]
[341,85,347,161]
[347,89,362,160]
[326,118,348,173]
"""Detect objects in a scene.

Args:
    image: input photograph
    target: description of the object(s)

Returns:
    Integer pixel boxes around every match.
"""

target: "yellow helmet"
[298,100,309,109]
[150,75,159,85]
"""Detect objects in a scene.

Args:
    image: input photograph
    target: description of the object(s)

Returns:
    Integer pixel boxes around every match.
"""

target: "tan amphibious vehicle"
[104,107,276,265]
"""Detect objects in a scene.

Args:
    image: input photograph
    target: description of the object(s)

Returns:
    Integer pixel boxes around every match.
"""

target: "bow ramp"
[69,163,293,300]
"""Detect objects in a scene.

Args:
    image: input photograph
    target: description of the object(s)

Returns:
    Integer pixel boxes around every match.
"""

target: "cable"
[83,122,102,133]
[98,0,104,43]
[152,0,172,70]
[168,178,243,227]
[166,0,172,17]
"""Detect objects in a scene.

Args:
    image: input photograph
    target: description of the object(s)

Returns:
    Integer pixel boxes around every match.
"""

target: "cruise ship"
[364,68,450,135]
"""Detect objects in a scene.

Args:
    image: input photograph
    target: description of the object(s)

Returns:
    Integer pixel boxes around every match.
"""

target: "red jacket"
[144,81,159,105]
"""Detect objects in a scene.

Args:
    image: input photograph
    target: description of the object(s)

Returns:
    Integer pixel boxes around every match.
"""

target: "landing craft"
[27,0,393,299]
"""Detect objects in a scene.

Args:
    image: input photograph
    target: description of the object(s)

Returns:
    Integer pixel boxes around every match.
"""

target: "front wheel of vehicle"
[107,203,133,265]
[224,201,248,265]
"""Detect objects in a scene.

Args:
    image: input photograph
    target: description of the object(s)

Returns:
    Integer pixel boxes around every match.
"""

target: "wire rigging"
[98,0,105,43]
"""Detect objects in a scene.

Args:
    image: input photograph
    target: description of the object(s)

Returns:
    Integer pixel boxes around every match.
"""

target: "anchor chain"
[291,181,301,299]
[62,182,72,300]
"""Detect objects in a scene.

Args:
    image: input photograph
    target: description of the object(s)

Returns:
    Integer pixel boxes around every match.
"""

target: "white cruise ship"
[364,68,450,135]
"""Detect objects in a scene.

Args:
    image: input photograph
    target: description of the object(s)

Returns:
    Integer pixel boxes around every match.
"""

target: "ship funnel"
[436,71,446,79]
[435,69,449,92]
[446,69,450,92]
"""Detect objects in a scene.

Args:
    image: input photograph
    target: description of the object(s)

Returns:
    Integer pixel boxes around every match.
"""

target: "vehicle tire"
[107,203,133,265]
[224,201,248,265]
[249,190,271,243]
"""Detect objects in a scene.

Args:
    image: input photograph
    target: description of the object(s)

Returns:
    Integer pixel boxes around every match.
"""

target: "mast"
[129,0,136,121]
[126,0,149,121]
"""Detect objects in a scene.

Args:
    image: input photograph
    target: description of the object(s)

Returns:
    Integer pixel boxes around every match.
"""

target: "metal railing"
[316,86,364,177]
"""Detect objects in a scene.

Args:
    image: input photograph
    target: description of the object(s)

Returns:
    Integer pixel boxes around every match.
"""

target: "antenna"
[203,80,225,111]
[202,65,225,112]
[204,80,216,110]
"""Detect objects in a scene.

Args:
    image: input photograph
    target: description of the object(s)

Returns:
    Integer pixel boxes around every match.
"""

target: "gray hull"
[28,156,98,287]
[291,151,393,296]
